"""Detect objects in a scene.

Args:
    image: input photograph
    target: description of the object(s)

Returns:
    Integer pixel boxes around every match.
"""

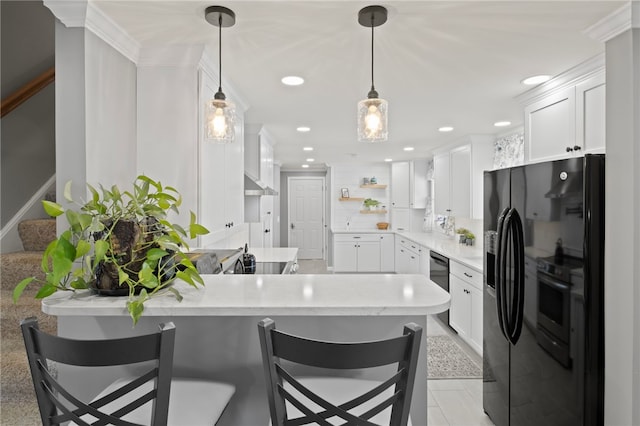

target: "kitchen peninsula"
[43,274,449,425]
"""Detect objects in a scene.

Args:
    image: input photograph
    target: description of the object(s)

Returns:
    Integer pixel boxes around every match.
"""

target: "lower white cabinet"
[449,260,483,355]
[333,234,384,272]
[395,238,420,274]
[380,234,395,272]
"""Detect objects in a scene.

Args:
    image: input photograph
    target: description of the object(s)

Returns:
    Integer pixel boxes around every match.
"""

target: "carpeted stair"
[1,218,58,425]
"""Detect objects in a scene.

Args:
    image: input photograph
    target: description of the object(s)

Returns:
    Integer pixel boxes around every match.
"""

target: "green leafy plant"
[363,198,380,208]
[455,227,469,235]
[13,175,209,325]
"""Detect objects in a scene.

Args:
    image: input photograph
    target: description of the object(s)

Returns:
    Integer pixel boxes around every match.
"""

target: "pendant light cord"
[370,17,375,92]
[218,14,223,92]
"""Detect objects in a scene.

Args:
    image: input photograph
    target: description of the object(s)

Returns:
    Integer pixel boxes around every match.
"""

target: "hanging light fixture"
[357,5,388,142]
[204,6,236,143]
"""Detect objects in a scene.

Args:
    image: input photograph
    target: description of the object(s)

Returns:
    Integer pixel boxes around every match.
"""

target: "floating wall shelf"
[339,197,365,202]
[360,209,388,214]
[360,184,387,189]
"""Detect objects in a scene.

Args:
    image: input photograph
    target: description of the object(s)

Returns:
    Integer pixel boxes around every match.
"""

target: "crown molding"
[137,45,206,68]
[515,53,605,106]
[584,2,637,43]
[44,0,140,64]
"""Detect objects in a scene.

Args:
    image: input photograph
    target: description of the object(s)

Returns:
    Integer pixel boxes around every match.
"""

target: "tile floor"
[296,259,495,426]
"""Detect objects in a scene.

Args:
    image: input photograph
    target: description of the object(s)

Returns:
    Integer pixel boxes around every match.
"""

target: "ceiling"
[93,1,622,170]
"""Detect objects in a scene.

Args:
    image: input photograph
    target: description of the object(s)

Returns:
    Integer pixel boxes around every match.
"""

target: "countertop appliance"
[187,248,244,274]
[253,261,297,274]
[243,243,256,274]
[429,250,451,328]
[483,155,605,426]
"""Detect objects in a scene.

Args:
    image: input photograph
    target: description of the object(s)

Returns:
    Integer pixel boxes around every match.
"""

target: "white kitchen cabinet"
[450,145,471,218]
[521,61,605,163]
[434,136,493,220]
[435,145,471,217]
[379,234,395,272]
[198,69,244,246]
[245,124,275,187]
[333,234,381,272]
[395,237,419,274]
[419,245,430,277]
[433,153,450,217]
[525,87,576,162]
[391,160,428,209]
[576,72,606,154]
[449,260,483,355]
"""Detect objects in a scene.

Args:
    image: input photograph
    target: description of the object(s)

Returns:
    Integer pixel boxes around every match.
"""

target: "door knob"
[290,223,295,229]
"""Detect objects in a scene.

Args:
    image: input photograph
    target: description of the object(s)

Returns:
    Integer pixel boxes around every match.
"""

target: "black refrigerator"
[483,154,605,426]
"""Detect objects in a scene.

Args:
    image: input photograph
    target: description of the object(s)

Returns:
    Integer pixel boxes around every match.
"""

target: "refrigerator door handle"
[506,208,525,345]
[495,207,511,342]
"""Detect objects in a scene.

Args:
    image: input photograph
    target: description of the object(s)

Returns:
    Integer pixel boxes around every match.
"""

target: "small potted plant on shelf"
[363,198,380,211]
[13,175,209,325]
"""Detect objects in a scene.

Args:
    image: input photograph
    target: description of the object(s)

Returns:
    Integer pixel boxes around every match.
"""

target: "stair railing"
[1,67,55,118]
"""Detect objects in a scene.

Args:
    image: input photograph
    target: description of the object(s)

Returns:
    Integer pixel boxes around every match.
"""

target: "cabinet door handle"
[573,145,582,151]
[566,146,574,153]
[291,223,295,229]
[353,236,361,239]
[464,272,473,278]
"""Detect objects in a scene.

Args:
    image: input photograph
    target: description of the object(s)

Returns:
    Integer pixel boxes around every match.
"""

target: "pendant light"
[357,5,388,142]
[205,6,236,143]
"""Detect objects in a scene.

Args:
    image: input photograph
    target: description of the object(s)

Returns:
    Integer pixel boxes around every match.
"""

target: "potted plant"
[13,175,209,325]
[363,198,380,211]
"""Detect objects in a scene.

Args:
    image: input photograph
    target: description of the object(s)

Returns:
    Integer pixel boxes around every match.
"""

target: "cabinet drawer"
[397,238,420,253]
[334,233,380,243]
[450,261,482,290]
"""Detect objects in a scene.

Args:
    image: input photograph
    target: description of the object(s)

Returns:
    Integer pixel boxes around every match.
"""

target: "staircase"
[1,218,57,424]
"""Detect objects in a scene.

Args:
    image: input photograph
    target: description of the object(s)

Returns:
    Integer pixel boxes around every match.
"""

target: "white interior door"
[288,177,324,259]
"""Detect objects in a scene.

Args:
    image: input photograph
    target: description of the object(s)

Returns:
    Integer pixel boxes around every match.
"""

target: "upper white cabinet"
[434,136,493,219]
[391,160,428,209]
[524,87,576,162]
[575,72,606,154]
[245,124,275,187]
[520,57,605,163]
[450,145,471,218]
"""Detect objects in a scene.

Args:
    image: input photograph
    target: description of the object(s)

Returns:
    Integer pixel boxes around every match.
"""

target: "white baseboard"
[0,174,56,254]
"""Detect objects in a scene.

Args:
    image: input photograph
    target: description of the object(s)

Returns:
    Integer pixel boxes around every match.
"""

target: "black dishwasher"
[429,250,451,328]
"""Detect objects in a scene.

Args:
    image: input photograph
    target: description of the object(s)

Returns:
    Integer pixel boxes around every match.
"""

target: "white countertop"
[42,274,450,317]
[331,228,394,234]
[247,247,298,263]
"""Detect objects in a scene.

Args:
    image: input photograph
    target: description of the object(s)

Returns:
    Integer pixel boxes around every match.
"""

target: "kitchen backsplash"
[493,131,524,169]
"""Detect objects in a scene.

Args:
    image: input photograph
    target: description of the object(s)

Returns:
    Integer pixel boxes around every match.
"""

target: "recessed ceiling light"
[403,147,415,151]
[494,121,512,127]
[384,158,393,162]
[438,126,454,132]
[522,75,551,85]
[306,158,315,162]
[303,147,314,151]
[282,76,304,86]
[301,164,309,168]
[296,126,311,132]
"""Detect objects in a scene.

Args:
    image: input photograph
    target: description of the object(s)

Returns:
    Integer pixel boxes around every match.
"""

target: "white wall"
[55,24,137,231]
[331,163,390,230]
[137,62,199,228]
[85,31,137,190]
[604,23,640,426]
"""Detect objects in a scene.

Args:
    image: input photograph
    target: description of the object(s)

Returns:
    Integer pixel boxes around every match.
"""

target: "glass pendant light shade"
[205,98,235,143]
[205,5,236,143]
[357,5,389,142]
[357,97,388,142]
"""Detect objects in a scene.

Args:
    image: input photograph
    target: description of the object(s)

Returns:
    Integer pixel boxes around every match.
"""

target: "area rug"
[427,335,482,379]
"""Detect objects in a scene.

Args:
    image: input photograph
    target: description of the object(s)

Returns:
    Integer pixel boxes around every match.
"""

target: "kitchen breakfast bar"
[42,274,450,425]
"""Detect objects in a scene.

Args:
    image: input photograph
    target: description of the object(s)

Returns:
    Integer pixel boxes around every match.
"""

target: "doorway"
[288,177,325,259]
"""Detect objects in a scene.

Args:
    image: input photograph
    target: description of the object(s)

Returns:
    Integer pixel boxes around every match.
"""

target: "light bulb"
[211,107,226,137]
[365,105,381,133]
